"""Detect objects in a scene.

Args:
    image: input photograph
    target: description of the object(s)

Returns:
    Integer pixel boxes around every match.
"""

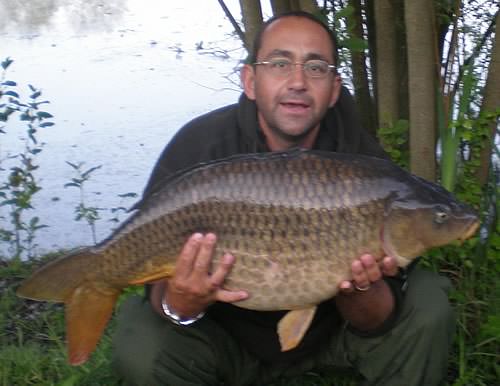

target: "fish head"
[382,177,480,266]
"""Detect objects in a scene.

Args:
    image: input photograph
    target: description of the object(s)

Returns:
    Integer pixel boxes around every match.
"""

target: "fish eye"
[434,206,450,224]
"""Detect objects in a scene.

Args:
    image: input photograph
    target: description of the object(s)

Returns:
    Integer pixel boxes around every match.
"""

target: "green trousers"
[112,268,455,386]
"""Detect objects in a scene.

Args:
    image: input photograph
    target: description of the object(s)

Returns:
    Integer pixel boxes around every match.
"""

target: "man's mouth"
[280,101,310,112]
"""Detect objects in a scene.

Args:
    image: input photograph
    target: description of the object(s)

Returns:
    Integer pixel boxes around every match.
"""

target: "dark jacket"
[143,88,387,199]
[142,89,396,363]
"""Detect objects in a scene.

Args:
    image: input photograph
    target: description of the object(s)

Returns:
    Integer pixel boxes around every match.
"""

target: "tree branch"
[451,8,498,97]
[217,0,247,49]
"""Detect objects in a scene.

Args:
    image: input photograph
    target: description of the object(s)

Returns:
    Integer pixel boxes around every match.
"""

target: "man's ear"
[241,64,256,100]
[328,74,342,108]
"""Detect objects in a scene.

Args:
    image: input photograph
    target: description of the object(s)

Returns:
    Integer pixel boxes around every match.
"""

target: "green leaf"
[1,57,13,70]
[336,5,355,18]
[0,198,18,206]
[30,90,42,99]
[65,161,80,170]
[81,165,102,179]
[8,99,25,107]
[463,120,473,129]
[20,113,32,121]
[3,90,19,98]
[342,37,368,52]
[29,101,50,109]
[1,80,16,86]
[57,374,81,386]
[36,111,53,119]
[118,192,138,198]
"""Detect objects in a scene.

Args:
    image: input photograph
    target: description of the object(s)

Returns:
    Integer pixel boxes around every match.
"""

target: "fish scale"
[17,149,479,365]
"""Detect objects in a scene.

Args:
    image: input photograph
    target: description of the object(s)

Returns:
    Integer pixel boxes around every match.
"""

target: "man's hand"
[339,254,399,293]
[150,233,248,319]
[335,254,399,331]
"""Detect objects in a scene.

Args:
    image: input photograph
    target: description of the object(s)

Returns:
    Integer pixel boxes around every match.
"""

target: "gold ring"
[354,284,371,292]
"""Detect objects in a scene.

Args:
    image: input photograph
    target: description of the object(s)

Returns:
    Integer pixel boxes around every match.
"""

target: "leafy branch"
[0,58,53,259]
[64,162,103,245]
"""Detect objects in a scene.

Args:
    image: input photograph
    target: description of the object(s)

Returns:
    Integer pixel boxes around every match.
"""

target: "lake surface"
[0,0,261,254]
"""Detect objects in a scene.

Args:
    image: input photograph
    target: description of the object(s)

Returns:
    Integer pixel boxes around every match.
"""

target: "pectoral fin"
[128,262,175,285]
[277,307,317,352]
[65,284,120,365]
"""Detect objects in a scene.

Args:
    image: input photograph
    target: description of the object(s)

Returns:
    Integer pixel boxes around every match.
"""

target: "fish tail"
[66,282,120,365]
[16,247,97,302]
[17,248,119,365]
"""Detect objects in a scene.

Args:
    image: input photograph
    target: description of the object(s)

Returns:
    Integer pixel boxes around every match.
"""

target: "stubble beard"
[268,121,317,146]
[256,96,322,148]
[263,107,320,148]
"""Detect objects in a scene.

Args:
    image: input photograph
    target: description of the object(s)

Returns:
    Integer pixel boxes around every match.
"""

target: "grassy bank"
[0,255,120,386]
[1,245,498,385]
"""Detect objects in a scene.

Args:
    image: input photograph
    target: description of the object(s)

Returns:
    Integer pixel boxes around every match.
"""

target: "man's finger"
[215,288,249,304]
[351,259,370,288]
[359,254,382,282]
[175,233,203,279]
[209,253,235,287]
[381,256,399,276]
[338,280,355,293]
[192,233,217,274]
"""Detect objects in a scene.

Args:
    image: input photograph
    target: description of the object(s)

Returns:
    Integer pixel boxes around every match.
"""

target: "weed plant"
[0,58,54,259]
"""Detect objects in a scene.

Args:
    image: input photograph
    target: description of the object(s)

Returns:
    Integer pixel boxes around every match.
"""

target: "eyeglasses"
[253,58,336,79]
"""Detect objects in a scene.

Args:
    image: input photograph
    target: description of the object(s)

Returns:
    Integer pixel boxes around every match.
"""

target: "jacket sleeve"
[141,105,240,201]
[141,126,214,200]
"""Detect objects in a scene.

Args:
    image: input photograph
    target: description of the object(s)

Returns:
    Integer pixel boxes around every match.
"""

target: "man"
[113,12,455,386]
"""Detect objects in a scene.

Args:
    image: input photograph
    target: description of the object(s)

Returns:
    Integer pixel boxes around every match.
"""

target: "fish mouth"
[459,219,480,241]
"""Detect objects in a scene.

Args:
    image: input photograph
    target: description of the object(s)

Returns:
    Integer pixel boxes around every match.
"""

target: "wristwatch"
[161,295,205,326]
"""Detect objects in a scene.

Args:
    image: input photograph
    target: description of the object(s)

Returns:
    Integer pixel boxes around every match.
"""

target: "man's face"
[242,17,341,148]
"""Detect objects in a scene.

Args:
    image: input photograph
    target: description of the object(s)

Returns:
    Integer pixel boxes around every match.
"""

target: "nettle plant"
[0,58,54,259]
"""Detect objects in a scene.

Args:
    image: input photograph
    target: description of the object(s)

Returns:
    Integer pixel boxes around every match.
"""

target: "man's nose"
[286,64,307,89]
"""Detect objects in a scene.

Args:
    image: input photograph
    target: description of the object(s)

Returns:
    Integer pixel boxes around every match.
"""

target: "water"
[0,0,255,254]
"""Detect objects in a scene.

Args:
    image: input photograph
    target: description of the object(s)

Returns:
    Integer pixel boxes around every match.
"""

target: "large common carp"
[17,149,479,365]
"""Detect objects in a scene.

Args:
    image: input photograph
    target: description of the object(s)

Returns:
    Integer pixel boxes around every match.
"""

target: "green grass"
[1,243,498,386]
[0,255,120,386]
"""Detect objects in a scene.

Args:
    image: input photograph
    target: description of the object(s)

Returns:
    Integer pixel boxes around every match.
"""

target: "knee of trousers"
[402,268,456,343]
[112,295,168,384]
[111,296,235,386]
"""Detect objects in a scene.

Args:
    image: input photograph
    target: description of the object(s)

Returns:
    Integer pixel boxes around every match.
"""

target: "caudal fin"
[66,283,120,365]
[17,247,97,302]
[16,248,120,365]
